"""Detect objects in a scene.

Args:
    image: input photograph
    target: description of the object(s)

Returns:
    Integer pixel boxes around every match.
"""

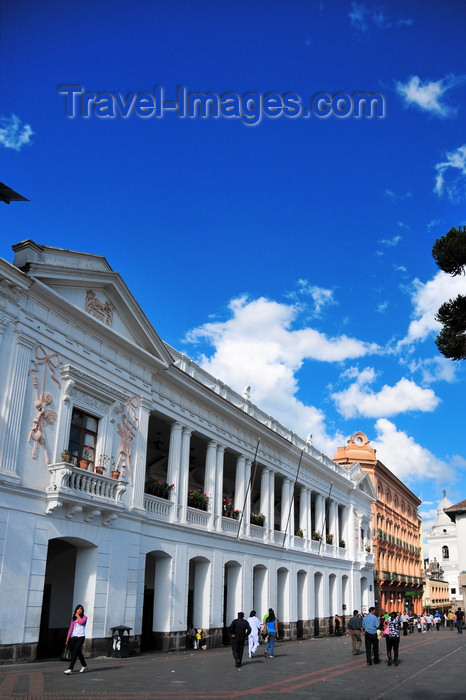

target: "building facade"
[426,493,463,608]
[0,241,375,664]
[333,432,423,615]
[444,498,466,608]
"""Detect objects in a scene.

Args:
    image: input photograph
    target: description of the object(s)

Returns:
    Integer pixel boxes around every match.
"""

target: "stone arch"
[38,536,97,660]
[223,559,242,632]
[277,567,289,636]
[296,569,308,638]
[253,564,267,620]
[141,550,172,652]
[314,571,324,636]
[188,556,211,631]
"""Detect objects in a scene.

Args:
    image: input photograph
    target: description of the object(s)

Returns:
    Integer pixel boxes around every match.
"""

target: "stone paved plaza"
[1,627,465,699]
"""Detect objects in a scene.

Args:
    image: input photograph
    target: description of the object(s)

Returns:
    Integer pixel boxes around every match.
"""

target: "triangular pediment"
[12,240,173,367]
[348,462,377,500]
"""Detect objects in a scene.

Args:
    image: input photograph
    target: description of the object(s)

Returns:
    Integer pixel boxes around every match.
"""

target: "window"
[68,408,98,465]
[451,588,456,595]
[442,545,449,560]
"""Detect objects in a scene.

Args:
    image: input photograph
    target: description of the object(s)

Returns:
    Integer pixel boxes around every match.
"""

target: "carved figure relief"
[28,345,61,463]
[115,395,139,484]
[85,290,114,326]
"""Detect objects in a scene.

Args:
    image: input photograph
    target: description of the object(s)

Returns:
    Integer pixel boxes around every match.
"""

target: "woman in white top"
[64,604,88,674]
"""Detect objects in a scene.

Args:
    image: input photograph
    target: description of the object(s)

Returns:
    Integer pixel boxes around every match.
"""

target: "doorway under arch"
[38,537,96,659]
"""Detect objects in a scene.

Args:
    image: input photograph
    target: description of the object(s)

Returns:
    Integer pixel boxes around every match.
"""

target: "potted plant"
[187,489,210,510]
[79,446,93,469]
[250,513,265,526]
[231,509,241,520]
[326,533,334,545]
[311,530,322,541]
[222,497,234,516]
[339,539,346,548]
[95,453,111,475]
[60,449,71,463]
[295,527,304,538]
[365,545,371,552]
[145,478,175,499]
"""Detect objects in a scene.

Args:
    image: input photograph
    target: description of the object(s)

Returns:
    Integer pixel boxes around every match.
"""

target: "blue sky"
[1,0,466,541]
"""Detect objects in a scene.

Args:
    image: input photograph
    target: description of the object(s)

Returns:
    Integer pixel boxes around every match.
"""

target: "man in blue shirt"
[362,607,380,666]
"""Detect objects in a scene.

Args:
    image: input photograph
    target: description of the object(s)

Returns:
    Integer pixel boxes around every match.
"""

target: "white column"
[0,332,34,481]
[329,500,337,545]
[341,505,349,549]
[243,457,252,538]
[178,427,192,523]
[204,439,217,530]
[214,444,224,531]
[315,493,324,537]
[281,478,293,546]
[234,454,246,511]
[260,466,271,540]
[300,486,311,544]
[130,397,151,514]
[268,470,275,542]
[167,422,182,521]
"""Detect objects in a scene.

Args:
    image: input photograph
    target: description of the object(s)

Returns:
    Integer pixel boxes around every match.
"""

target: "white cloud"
[398,271,466,348]
[0,114,33,151]
[407,356,457,385]
[349,3,411,32]
[434,144,466,200]
[183,294,378,452]
[384,189,413,204]
[372,418,455,486]
[331,367,440,419]
[396,74,465,118]
[295,280,337,315]
[380,235,401,246]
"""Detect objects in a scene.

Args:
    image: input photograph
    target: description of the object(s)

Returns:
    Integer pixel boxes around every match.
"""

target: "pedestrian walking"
[64,604,88,675]
[334,613,342,636]
[263,608,279,658]
[448,610,455,630]
[347,610,363,655]
[455,607,464,634]
[385,612,401,666]
[400,611,409,636]
[229,612,251,668]
[362,606,380,666]
[246,610,262,658]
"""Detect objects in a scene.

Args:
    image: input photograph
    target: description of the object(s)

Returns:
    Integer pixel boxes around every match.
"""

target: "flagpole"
[318,482,333,555]
[282,449,304,548]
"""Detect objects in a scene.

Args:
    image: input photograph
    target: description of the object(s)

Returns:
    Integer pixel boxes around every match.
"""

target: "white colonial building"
[426,493,463,607]
[0,240,375,663]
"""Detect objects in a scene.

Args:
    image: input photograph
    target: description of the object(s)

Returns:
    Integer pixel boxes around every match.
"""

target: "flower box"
[250,513,265,526]
[188,489,210,510]
[145,478,175,499]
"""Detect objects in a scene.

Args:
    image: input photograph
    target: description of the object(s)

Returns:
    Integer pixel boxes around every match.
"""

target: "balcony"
[46,462,127,524]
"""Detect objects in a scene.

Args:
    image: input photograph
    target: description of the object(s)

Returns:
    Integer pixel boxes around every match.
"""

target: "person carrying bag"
[63,604,88,675]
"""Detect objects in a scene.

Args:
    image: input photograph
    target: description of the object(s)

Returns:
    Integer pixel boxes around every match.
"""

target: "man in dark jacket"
[456,608,464,633]
[229,612,251,667]
[347,609,363,655]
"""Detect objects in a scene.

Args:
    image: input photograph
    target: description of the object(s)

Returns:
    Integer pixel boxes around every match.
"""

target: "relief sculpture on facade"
[115,395,139,484]
[28,345,61,463]
[85,290,114,326]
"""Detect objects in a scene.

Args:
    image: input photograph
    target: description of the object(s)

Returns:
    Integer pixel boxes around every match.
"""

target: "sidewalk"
[1,628,465,699]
